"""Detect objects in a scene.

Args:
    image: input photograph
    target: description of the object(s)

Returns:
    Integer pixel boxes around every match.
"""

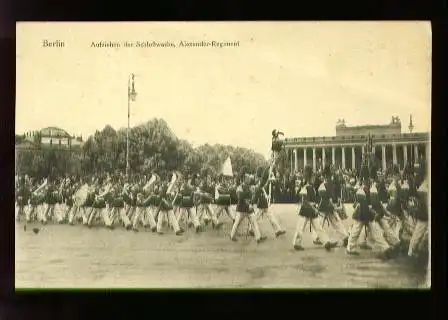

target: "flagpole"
[126,76,130,178]
[126,73,137,179]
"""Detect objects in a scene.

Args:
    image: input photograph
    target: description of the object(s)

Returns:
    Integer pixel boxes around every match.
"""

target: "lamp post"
[126,73,137,178]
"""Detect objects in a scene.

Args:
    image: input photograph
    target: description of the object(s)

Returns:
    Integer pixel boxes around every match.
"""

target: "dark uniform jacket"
[215,183,232,206]
[158,183,173,211]
[180,183,194,208]
[236,184,252,213]
[298,184,319,219]
[252,185,269,209]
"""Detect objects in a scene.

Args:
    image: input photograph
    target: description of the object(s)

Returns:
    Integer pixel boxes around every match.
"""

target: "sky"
[16,22,431,159]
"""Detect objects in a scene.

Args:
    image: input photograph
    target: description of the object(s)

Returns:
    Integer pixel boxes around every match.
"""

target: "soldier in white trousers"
[177,178,202,233]
[249,179,285,238]
[316,175,349,247]
[369,182,401,248]
[156,181,183,235]
[230,175,266,243]
[213,177,235,223]
[346,184,394,259]
[292,170,337,251]
[132,192,157,232]
[408,177,429,257]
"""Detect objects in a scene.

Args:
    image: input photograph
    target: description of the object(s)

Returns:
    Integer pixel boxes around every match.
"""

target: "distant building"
[16,126,84,151]
[282,116,429,172]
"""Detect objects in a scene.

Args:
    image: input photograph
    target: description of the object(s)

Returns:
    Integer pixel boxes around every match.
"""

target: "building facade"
[282,116,429,172]
[18,126,84,150]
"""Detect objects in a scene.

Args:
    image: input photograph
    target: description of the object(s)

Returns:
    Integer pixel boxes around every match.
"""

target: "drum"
[113,196,124,208]
[181,195,194,208]
[215,194,231,206]
[93,197,106,209]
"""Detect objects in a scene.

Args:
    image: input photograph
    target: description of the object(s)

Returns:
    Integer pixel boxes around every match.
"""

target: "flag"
[220,157,233,177]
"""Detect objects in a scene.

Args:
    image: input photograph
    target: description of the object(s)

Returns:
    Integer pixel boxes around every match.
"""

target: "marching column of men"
[15,159,429,262]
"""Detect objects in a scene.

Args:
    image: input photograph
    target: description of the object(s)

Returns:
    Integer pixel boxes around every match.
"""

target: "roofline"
[337,124,401,129]
[40,126,71,137]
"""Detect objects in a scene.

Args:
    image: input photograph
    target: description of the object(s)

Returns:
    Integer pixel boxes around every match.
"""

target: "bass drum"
[215,194,231,206]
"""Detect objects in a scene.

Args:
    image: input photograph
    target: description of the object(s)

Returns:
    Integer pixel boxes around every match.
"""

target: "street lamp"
[126,73,137,178]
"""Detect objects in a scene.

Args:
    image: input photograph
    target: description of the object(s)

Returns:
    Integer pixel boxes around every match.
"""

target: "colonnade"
[289,143,428,172]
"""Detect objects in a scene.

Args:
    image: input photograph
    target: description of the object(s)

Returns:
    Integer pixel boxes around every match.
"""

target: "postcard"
[15,22,431,288]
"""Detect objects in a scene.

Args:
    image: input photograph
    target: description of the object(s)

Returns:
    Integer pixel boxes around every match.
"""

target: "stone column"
[403,144,408,166]
[351,147,356,169]
[332,147,335,166]
[382,145,386,171]
[414,145,419,164]
[342,147,346,169]
[303,148,307,167]
[290,149,294,172]
[312,148,316,171]
[392,144,397,165]
[294,148,298,172]
[322,147,326,168]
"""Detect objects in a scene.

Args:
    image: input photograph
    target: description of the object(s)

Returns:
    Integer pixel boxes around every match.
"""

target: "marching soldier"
[42,177,58,224]
[107,179,125,229]
[249,177,286,238]
[15,176,30,222]
[213,175,235,224]
[196,178,221,228]
[156,179,183,235]
[346,183,394,258]
[117,181,133,229]
[87,179,111,228]
[369,182,401,249]
[317,171,349,247]
[229,173,266,243]
[132,175,158,232]
[408,176,429,258]
[177,175,202,233]
[26,179,42,223]
[292,166,336,251]
[398,179,417,249]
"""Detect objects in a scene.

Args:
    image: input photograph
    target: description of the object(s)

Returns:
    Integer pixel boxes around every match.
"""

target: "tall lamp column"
[126,73,137,178]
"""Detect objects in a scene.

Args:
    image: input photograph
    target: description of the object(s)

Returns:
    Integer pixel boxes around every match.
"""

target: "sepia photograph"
[15,22,431,288]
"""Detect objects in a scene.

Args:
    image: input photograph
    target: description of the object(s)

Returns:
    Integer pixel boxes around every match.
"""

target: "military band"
[14,129,429,267]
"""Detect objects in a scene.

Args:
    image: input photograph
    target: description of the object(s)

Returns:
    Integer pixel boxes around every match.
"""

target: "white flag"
[220,157,233,177]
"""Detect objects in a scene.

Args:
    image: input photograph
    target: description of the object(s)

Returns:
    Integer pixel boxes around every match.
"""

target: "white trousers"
[230,212,262,240]
[249,208,283,233]
[68,205,83,224]
[197,204,219,224]
[214,205,235,222]
[408,220,428,257]
[293,215,330,247]
[157,210,180,233]
[176,208,201,228]
[40,204,55,222]
[108,207,131,227]
[376,217,400,246]
[321,212,349,240]
[53,203,66,223]
[26,204,38,222]
[347,221,390,252]
[132,207,157,228]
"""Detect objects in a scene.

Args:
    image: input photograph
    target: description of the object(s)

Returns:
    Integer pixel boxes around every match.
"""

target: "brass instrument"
[32,179,48,196]
[143,173,159,193]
